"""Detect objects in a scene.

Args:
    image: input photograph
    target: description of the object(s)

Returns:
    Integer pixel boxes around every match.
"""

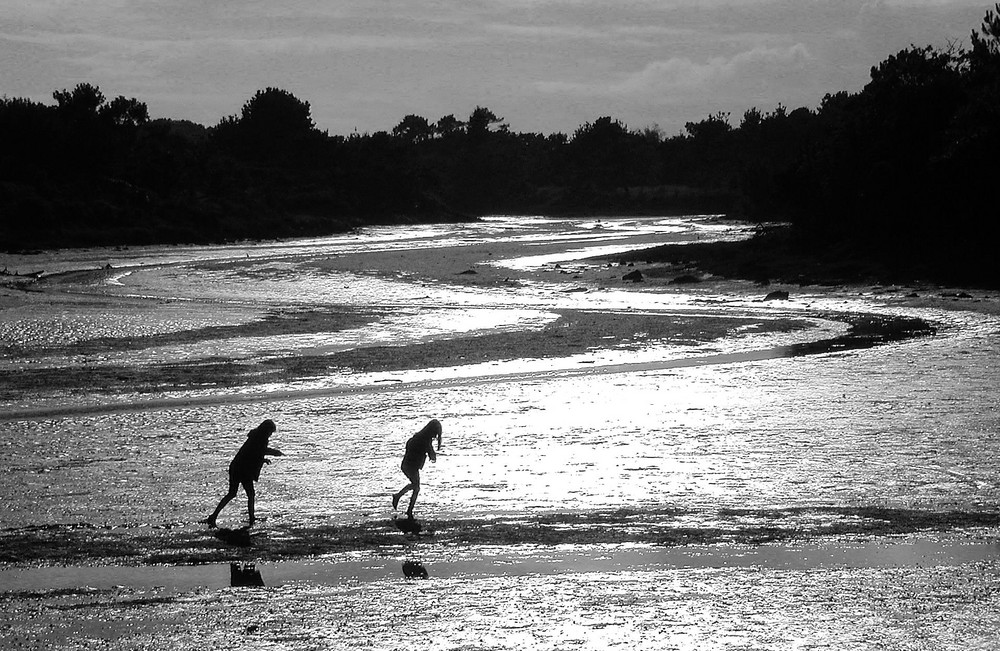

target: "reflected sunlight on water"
[2,214,998,547]
[4,216,1000,650]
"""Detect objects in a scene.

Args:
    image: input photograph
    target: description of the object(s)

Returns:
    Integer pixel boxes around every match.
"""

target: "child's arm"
[265,447,284,456]
[426,440,437,462]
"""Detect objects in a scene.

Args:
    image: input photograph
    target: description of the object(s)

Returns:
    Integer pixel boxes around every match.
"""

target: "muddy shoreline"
[3,218,1000,650]
[3,506,999,568]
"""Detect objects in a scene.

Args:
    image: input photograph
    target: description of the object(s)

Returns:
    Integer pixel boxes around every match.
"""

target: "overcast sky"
[1,1,994,136]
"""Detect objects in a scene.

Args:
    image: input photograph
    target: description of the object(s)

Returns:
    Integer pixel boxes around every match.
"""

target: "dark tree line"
[2,6,998,283]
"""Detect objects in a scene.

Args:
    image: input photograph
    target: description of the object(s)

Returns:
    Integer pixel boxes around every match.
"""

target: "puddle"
[4,534,998,594]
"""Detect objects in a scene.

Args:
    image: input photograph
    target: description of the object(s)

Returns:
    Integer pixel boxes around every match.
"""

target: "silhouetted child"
[206,419,283,528]
[392,419,442,518]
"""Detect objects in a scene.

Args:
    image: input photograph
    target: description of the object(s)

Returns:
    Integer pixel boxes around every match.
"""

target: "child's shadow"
[213,526,255,547]
[393,516,423,535]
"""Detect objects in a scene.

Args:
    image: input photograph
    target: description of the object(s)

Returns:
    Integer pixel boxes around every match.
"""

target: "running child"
[392,419,442,519]
[206,419,283,528]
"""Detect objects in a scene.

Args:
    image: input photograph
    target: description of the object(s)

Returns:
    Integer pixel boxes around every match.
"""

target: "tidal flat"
[2,216,999,650]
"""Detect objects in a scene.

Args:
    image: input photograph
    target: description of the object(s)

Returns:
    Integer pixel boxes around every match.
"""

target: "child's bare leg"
[406,483,420,518]
[394,468,420,511]
[207,476,240,527]
[244,481,256,526]
[207,494,232,527]
[393,484,412,510]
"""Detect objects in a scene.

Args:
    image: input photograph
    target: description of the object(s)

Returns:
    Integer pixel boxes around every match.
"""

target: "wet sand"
[3,219,1000,649]
[4,532,1000,650]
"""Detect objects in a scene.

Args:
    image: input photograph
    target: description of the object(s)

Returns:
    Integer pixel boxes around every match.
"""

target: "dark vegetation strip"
[299,312,804,373]
[610,227,1000,290]
[0,306,382,359]
[2,506,997,566]
[0,311,934,403]
[785,313,936,358]
[0,312,810,399]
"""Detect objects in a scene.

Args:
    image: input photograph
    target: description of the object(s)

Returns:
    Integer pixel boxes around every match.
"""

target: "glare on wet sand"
[2,215,1000,650]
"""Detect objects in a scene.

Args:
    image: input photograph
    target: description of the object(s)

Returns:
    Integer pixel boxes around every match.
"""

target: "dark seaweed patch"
[1,506,996,568]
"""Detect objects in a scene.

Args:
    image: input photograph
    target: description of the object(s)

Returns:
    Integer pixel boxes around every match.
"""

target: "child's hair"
[249,419,276,439]
[419,419,442,450]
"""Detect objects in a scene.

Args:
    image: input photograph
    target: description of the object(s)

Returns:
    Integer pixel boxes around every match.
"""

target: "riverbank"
[607,225,1000,291]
